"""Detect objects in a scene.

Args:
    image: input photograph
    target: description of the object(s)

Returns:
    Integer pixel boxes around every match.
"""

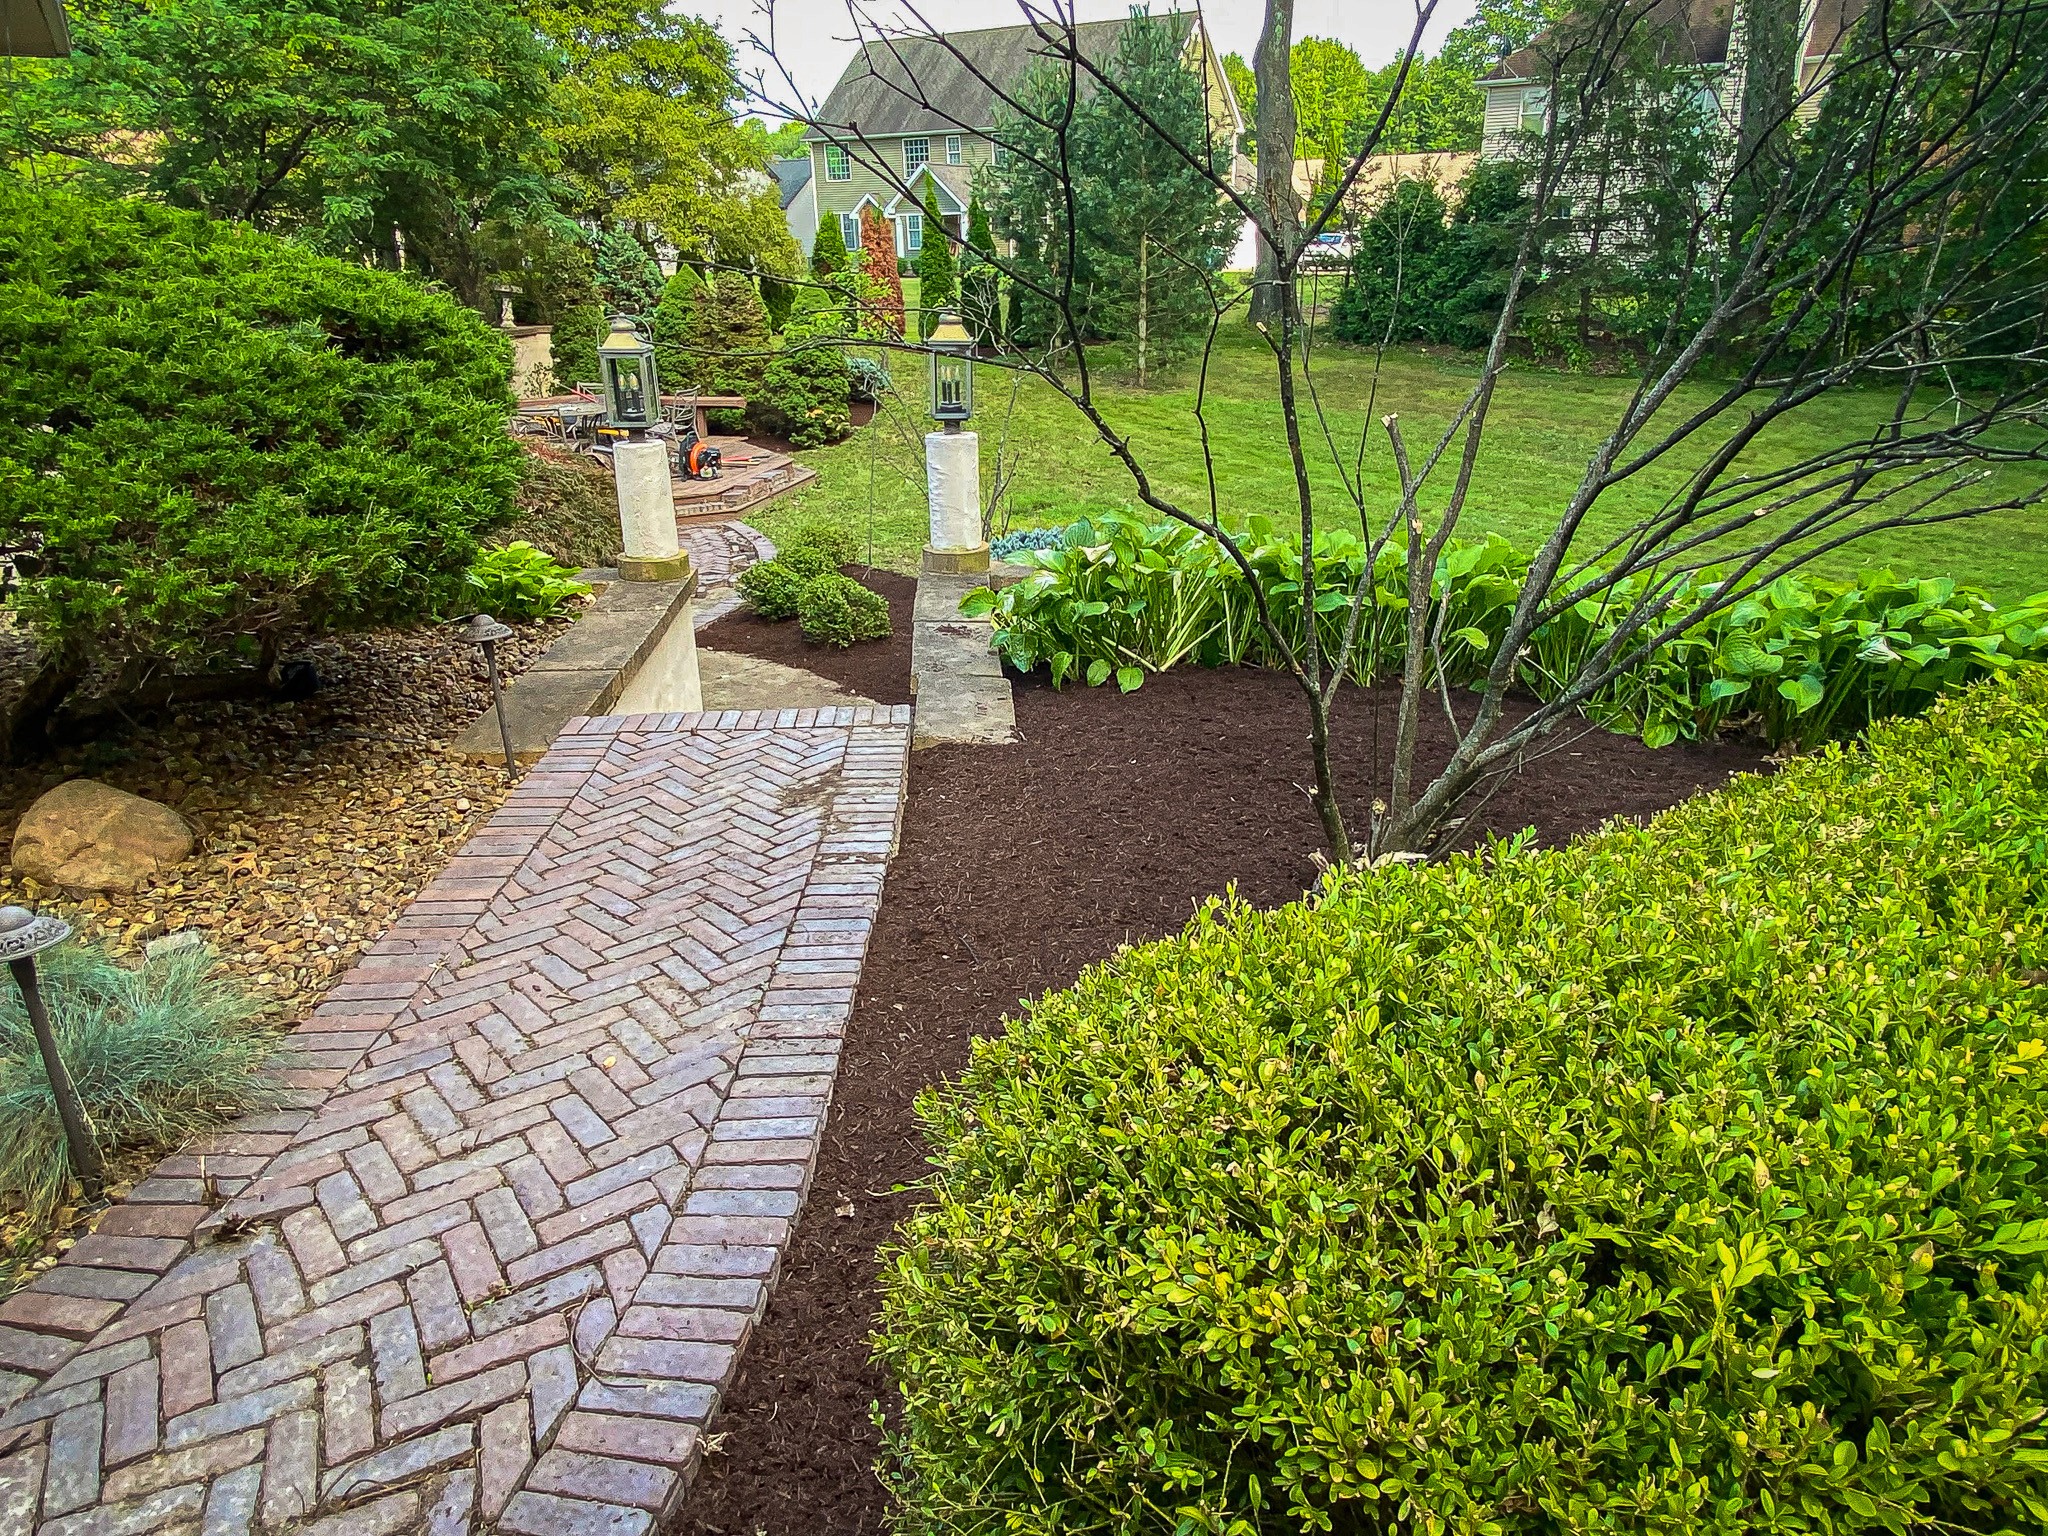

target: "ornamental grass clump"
[879,666,2048,1535]
[0,941,267,1227]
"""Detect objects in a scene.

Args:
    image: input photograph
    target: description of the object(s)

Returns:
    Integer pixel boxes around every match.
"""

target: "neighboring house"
[3,0,69,54]
[1294,151,1480,215]
[1479,0,1864,161]
[773,155,817,259]
[804,12,1247,263]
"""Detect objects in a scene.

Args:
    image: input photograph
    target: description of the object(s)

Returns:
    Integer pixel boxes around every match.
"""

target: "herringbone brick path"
[0,705,910,1535]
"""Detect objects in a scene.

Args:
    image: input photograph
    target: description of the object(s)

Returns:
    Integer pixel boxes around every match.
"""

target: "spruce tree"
[914,184,957,339]
[652,269,701,390]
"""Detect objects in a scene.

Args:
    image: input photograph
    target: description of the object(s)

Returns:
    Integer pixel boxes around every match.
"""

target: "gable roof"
[771,156,812,210]
[804,12,1198,139]
[1483,0,1863,82]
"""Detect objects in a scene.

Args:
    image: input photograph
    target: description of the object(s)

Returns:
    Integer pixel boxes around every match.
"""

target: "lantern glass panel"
[606,354,649,426]
[932,354,971,421]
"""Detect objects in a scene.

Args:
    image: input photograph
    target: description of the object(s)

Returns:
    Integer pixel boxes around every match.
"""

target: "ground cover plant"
[0,179,523,758]
[879,665,2048,1535]
[464,542,589,622]
[969,515,2048,750]
[0,940,266,1233]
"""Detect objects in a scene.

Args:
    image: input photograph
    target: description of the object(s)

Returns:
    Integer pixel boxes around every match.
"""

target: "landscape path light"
[0,905,103,1197]
[922,310,988,574]
[599,314,693,583]
[461,612,518,779]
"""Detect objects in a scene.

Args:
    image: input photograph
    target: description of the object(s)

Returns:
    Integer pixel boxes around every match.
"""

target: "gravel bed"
[0,611,577,1022]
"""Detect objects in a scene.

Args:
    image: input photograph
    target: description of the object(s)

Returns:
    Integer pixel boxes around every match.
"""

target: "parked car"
[1302,229,1357,268]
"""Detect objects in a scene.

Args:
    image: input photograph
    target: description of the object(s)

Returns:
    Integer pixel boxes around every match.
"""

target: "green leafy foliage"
[0,941,266,1230]
[1330,163,1528,350]
[779,519,859,568]
[756,342,852,449]
[590,228,662,316]
[880,666,2048,1534]
[736,558,810,620]
[1,179,522,679]
[550,302,606,391]
[797,572,890,647]
[464,541,589,622]
[967,513,2048,747]
[813,211,850,277]
[503,441,619,569]
[671,271,771,417]
[960,197,1002,348]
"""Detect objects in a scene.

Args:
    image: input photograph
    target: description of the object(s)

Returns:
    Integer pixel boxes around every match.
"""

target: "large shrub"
[0,180,520,715]
[756,342,853,448]
[881,667,2048,1535]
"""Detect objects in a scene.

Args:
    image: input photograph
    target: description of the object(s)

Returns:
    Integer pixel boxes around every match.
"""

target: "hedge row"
[879,666,2048,1534]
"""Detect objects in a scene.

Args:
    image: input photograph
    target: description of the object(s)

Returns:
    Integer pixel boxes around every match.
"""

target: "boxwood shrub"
[879,667,2048,1535]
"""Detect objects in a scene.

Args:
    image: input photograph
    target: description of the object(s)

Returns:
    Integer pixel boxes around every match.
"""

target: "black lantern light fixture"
[460,613,519,779]
[0,906,102,1197]
[928,310,974,429]
[597,315,660,436]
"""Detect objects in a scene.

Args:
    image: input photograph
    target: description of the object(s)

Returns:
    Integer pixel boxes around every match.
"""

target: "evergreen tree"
[812,211,848,276]
[592,229,664,316]
[960,196,1002,347]
[858,204,905,337]
[652,269,703,390]
[915,183,958,339]
[760,273,796,332]
[1073,16,1239,382]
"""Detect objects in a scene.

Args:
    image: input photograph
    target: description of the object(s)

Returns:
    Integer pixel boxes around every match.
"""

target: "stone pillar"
[923,429,989,574]
[614,438,692,582]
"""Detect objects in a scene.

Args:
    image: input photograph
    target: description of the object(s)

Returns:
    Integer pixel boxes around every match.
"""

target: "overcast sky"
[690,0,1478,120]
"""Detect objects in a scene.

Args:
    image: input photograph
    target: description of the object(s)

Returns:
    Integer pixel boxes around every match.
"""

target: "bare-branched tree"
[746,0,2047,863]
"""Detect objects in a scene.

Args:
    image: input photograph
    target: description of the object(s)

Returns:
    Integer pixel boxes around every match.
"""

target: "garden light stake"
[0,906,104,1197]
[462,613,518,779]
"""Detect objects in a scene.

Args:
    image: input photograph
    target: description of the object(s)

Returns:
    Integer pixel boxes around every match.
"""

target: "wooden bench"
[661,394,747,439]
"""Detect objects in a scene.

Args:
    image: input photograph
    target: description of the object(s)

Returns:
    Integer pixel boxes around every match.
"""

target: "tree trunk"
[3,649,82,766]
[1136,237,1149,386]
[1248,0,1299,329]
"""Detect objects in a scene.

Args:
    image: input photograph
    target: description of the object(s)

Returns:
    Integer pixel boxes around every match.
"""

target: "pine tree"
[858,204,905,337]
[960,196,1002,346]
[914,183,957,339]
[812,211,847,277]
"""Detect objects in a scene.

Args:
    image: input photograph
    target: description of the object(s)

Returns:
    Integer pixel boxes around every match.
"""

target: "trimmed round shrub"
[879,669,2048,1535]
[737,558,811,620]
[798,573,890,647]
[0,180,521,689]
[779,519,859,568]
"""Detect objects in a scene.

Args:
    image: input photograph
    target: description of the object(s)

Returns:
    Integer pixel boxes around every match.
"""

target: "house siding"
[812,135,997,257]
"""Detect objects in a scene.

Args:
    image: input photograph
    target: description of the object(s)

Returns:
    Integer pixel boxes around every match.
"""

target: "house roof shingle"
[803,12,1197,139]
[771,156,812,209]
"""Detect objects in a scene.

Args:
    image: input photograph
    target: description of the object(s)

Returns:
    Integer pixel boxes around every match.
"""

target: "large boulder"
[10,779,195,892]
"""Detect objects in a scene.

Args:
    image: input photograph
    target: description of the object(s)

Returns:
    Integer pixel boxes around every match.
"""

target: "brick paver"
[677,522,773,594]
[0,705,909,1534]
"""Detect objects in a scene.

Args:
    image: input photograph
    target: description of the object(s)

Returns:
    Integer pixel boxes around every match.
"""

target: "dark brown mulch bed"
[674,658,1768,1536]
[695,567,916,704]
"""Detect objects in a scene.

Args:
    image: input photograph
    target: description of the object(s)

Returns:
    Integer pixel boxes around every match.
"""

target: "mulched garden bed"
[695,567,916,704]
[676,641,1769,1536]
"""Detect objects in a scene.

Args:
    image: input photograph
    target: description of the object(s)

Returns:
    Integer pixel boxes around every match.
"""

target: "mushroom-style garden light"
[0,905,103,1196]
[461,612,518,779]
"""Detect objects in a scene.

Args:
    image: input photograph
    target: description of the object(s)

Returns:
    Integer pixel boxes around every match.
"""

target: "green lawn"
[757,320,2048,601]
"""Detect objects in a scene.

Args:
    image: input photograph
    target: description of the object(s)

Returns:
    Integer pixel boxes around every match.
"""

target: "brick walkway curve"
[0,705,910,1535]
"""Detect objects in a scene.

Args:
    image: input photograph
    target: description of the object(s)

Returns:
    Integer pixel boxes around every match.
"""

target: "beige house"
[1478,0,1866,160]
[803,11,1247,263]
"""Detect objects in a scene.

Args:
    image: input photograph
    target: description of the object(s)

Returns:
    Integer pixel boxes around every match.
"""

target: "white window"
[903,137,929,173]
[1520,88,1549,135]
[839,212,860,249]
[904,211,924,254]
[945,134,962,164]
[825,144,851,180]
[991,140,1012,168]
